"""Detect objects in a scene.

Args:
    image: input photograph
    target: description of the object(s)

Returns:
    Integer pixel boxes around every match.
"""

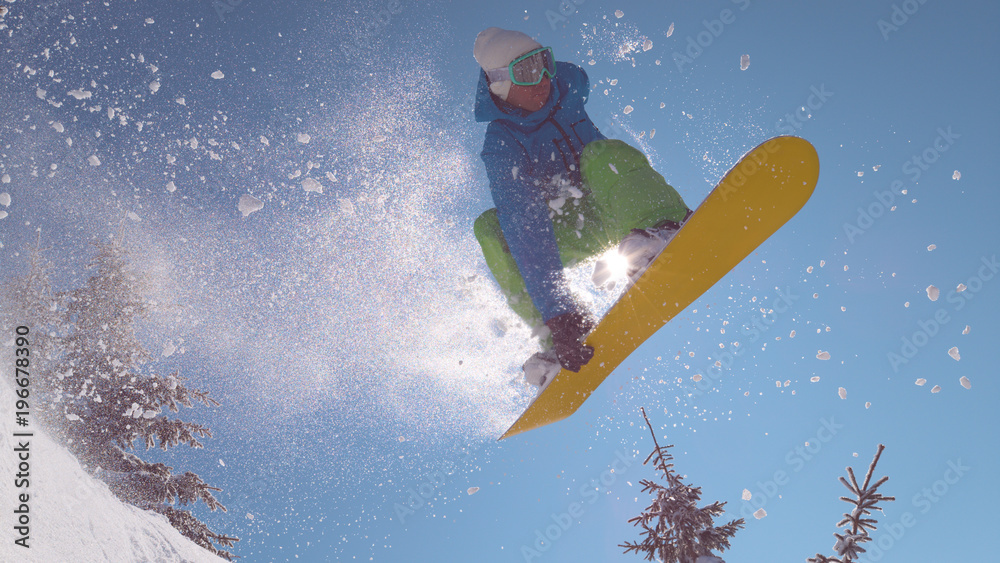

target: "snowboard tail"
[500,136,820,440]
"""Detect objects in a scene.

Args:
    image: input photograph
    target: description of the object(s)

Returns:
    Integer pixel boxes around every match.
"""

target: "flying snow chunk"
[127,211,141,222]
[931,385,941,394]
[166,181,177,193]
[623,105,634,115]
[926,285,939,301]
[0,175,8,184]
[0,211,7,220]
[962,325,970,335]
[948,347,960,361]
[915,378,926,386]
[816,351,831,361]
[838,387,847,400]
[338,199,355,215]
[810,376,820,383]
[0,193,9,207]
[753,508,767,519]
[666,22,675,37]
[145,17,155,24]
[865,402,871,409]
[642,39,653,52]
[68,89,92,100]
[149,80,160,94]
[297,133,311,144]
[238,194,264,217]
[175,97,186,105]
[927,244,936,251]
[301,177,323,193]
[952,170,961,180]
[740,54,750,70]
[741,489,751,501]
[66,413,81,421]
[467,487,480,495]
[52,121,65,133]
[615,9,624,18]
[211,70,225,79]
[960,376,971,389]
[162,340,177,357]
[692,374,703,382]
[36,88,47,100]
[956,283,967,292]
[88,155,101,166]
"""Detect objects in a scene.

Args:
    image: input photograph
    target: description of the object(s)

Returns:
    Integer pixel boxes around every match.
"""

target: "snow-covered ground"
[0,349,224,563]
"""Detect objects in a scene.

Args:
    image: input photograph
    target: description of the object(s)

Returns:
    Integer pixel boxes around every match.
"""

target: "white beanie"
[474,27,542,101]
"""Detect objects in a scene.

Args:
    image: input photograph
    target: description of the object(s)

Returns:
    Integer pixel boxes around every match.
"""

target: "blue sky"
[1,0,998,561]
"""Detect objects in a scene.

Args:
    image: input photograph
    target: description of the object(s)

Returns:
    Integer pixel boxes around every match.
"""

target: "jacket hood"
[473,69,560,129]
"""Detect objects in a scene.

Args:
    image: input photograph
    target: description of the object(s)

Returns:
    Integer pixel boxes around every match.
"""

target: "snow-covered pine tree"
[621,408,744,563]
[807,444,894,563]
[44,239,238,560]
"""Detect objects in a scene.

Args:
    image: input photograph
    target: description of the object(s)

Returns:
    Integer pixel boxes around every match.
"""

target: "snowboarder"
[472,27,691,384]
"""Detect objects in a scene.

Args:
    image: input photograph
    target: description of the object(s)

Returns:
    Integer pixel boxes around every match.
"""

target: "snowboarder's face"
[506,76,551,113]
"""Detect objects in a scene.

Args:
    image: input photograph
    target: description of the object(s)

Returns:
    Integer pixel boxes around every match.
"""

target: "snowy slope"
[0,349,225,563]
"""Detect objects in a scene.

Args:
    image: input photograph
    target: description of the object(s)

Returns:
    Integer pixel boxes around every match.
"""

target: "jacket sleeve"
[481,123,574,323]
[564,62,591,105]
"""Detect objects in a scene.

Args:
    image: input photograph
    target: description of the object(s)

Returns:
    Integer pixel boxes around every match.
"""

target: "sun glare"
[602,248,631,280]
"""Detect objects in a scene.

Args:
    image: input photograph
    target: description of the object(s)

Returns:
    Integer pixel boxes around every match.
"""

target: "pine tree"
[621,408,745,563]
[807,444,894,563]
[31,238,238,560]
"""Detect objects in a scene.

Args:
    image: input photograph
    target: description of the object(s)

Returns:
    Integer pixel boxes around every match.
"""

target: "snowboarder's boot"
[592,210,692,288]
[522,349,561,387]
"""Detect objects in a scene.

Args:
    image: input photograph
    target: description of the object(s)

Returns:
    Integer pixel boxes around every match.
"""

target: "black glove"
[545,311,595,372]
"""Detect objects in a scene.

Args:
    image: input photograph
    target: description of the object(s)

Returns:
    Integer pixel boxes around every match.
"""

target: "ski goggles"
[486,47,557,87]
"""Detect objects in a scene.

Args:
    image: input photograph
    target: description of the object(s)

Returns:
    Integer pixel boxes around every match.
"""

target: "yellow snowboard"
[501,136,820,440]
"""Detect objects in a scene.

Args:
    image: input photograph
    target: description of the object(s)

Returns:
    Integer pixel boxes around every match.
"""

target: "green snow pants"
[474,139,689,327]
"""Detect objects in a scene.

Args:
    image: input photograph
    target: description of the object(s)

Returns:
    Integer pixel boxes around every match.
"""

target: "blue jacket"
[475,62,605,322]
